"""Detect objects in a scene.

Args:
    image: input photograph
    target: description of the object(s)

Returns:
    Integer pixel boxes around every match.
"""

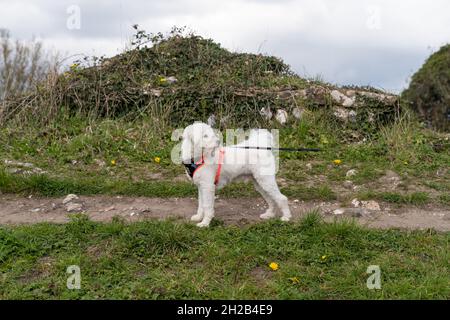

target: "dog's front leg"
[196,184,215,227]
[191,187,204,222]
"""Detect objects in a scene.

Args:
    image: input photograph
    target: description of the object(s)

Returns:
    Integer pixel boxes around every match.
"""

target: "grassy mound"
[403,44,450,131]
[1,27,400,134]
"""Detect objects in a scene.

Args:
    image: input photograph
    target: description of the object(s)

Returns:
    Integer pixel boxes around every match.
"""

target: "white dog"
[181,122,291,227]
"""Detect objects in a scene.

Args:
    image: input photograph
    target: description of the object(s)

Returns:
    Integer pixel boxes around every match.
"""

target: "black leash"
[231,146,321,152]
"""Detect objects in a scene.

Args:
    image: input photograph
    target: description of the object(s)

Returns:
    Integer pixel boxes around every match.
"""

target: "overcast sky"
[1,0,449,93]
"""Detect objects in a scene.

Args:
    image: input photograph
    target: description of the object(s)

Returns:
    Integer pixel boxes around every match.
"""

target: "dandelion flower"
[321,255,327,260]
[269,262,279,271]
[333,159,342,165]
[111,159,116,166]
[154,157,161,163]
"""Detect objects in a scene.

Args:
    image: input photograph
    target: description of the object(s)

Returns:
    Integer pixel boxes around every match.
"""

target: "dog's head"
[181,122,220,163]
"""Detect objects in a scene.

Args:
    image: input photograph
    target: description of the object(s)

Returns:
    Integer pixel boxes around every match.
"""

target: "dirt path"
[0,194,449,231]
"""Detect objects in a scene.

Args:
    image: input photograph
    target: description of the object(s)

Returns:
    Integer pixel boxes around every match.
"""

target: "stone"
[346,169,358,177]
[305,163,313,170]
[331,90,355,107]
[331,90,347,103]
[259,107,272,120]
[275,109,288,124]
[333,209,345,215]
[306,86,328,105]
[361,200,381,211]
[351,198,361,207]
[207,114,216,127]
[66,203,83,212]
[342,96,356,107]
[63,194,79,204]
[292,107,304,119]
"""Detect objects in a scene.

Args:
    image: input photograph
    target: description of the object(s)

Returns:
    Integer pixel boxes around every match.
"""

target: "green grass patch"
[439,193,450,206]
[358,191,430,205]
[0,214,448,299]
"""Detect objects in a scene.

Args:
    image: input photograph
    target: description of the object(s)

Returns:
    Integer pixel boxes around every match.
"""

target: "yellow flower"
[111,159,116,166]
[333,159,342,165]
[269,262,279,271]
[403,161,408,165]
[154,157,161,163]
[289,277,300,284]
[159,77,167,84]
[321,255,327,260]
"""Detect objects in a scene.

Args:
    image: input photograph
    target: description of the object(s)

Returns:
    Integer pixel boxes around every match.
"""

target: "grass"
[0,111,448,204]
[0,213,448,299]
[357,191,431,205]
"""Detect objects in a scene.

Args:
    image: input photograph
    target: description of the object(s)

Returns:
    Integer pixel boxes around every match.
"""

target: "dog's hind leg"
[191,188,204,222]
[254,175,291,222]
[252,178,277,220]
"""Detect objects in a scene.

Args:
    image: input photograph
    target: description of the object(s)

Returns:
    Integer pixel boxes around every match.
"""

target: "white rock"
[275,109,288,124]
[292,107,304,119]
[333,209,345,215]
[207,114,216,127]
[259,107,273,120]
[351,199,361,208]
[361,200,381,211]
[63,194,79,204]
[346,169,358,177]
[331,90,347,103]
[343,96,356,107]
[66,203,83,212]
[348,110,357,122]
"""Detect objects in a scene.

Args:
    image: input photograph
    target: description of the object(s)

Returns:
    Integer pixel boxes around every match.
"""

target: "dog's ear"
[181,125,193,163]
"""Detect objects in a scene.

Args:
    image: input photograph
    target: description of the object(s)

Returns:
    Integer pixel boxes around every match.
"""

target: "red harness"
[191,148,225,185]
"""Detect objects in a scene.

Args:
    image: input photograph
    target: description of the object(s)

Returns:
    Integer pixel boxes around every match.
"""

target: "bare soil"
[0,194,449,231]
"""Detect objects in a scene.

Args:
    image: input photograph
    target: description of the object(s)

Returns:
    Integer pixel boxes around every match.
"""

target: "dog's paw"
[280,215,291,222]
[191,214,203,222]
[260,212,276,220]
[196,221,210,228]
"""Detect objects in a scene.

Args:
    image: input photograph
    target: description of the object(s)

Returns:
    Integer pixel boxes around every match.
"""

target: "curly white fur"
[181,122,291,227]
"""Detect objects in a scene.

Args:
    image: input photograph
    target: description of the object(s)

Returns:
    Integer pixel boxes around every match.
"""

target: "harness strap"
[184,149,224,186]
[214,149,225,185]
